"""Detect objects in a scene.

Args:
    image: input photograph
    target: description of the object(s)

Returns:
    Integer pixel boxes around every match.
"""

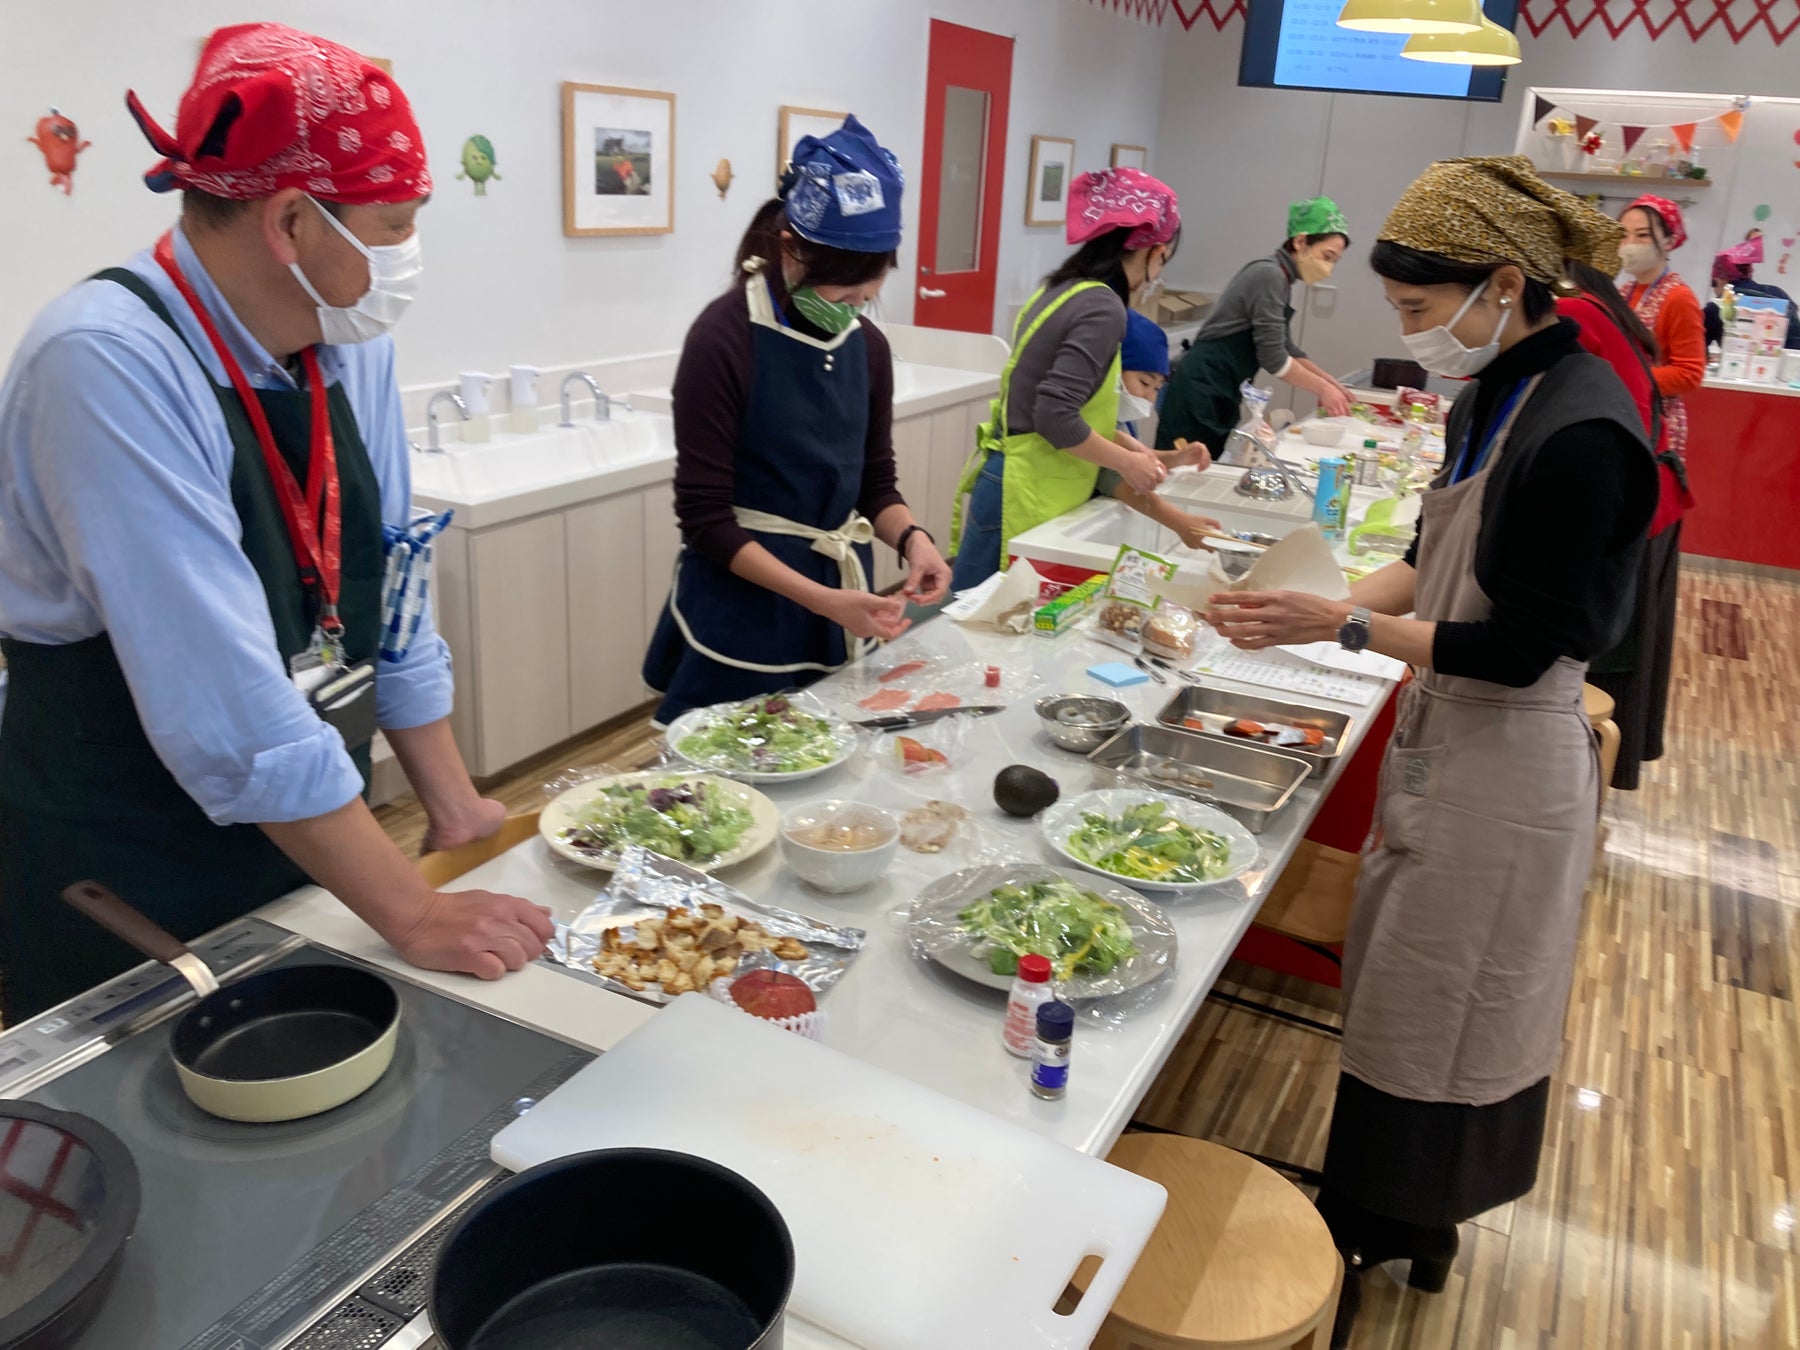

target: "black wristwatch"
[1338,605,1372,653]
[896,524,935,565]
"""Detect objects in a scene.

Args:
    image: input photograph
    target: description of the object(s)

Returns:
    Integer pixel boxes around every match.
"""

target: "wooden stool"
[417,811,541,887]
[1581,684,1621,805]
[1071,1134,1342,1350]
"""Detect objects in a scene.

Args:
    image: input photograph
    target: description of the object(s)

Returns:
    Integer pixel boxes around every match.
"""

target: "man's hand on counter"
[391,888,557,981]
[422,795,509,854]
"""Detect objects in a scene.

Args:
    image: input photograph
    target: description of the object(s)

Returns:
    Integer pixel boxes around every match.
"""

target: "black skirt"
[1588,522,1681,791]
[1320,1071,1552,1228]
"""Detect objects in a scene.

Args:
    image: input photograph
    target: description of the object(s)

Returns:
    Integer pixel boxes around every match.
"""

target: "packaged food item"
[710,969,824,1040]
[1093,545,1177,654]
[1139,602,1198,663]
[1311,456,1352,542]
[1033,573,1107,636]
[899,800,970,853]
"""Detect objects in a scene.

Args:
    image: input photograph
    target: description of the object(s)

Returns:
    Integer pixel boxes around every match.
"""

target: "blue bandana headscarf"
[781,115,904,253]
[1120,309,1170,377]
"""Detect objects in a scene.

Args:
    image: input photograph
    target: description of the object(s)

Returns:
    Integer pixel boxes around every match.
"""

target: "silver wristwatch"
[1337,605,1372,653]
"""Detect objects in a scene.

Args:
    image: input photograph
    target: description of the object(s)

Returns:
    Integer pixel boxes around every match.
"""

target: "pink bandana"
[126,23,431,205]
[1067,168,1181,249]
[1624,194,1687,251]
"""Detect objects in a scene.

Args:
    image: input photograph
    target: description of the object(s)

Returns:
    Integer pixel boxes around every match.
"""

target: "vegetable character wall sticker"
[457,134,499,195]
[27,108,90,195]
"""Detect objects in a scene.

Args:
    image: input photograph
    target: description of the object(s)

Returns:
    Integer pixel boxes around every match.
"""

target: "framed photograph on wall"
[778,106,846,187]
[562,81,676,237]
[1026,135,1075,227]
[1110,144,1148,170]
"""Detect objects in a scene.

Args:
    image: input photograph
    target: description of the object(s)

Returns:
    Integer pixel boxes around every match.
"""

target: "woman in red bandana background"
[0,24,552,1021]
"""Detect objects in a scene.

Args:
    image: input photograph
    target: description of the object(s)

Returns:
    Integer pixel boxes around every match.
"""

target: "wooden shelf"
[1537,168,1711,190]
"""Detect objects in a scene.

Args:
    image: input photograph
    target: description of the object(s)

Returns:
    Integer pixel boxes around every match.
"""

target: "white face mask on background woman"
[1400,280,1511,378]
[1618,241,1662,276]
[289,196,424,345]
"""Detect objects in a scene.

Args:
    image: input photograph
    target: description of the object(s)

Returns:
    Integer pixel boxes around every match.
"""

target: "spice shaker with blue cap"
[642,115,951,726]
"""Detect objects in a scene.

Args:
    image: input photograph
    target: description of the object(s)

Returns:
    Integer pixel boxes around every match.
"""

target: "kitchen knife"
[853,705,1005,732]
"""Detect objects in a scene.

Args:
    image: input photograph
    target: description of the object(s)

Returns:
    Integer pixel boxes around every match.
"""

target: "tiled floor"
[380,557,1800,1348]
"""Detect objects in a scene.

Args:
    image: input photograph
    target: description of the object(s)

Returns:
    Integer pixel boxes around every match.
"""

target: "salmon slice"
[879,660,928,683]
[858,688,911,711]
[913,692,961,712]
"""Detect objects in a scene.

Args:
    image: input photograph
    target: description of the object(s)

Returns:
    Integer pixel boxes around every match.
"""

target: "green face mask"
[789,285,863,335]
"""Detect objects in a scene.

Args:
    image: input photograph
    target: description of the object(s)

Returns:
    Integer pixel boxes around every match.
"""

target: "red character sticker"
[27,108,91,195]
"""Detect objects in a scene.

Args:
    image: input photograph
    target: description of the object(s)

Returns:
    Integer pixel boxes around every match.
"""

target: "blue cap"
[1121,310,1169,377]
[1036,1001,1075,1039]
[781,114,904,253]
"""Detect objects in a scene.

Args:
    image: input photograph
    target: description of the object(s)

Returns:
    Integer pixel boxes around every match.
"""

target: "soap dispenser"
[509,365,542,435]
[459,371,493,443]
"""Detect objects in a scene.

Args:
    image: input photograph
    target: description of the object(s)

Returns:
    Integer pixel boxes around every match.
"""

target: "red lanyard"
[153,232,343,635]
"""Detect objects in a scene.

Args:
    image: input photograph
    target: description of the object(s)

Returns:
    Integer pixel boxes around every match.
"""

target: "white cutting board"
[492,994,1166,1350]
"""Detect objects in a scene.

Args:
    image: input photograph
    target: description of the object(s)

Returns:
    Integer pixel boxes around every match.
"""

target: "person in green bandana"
[1157,196,1355,455]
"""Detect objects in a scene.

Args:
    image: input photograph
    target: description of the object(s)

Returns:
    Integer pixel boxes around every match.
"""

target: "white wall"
[0,0,1166,388]
[1152,20,1800,398]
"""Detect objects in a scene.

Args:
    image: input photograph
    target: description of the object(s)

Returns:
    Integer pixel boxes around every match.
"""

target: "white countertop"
[1702,372,1800,400]
[630,358,997,421]
[264,615,1395,1349]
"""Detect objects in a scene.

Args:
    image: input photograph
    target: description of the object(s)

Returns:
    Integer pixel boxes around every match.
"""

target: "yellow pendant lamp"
[1335,0,1482,33]
[1400,16,1522,62]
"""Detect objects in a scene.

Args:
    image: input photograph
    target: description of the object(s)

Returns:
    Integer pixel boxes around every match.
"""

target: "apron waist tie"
[732,508,876,595]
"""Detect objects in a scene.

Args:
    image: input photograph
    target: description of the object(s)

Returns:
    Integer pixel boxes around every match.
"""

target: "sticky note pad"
[1088,661,1149,688]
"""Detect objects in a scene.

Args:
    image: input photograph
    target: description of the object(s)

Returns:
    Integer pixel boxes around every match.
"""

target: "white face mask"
[1119,389,1157,423]
[1618,242,1661,275]
[288,196,423,345]
[1400,280,1510,378]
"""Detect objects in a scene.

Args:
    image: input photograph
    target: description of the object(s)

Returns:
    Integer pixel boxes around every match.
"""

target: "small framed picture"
[1111,144,1148,170]
[562,81,676,237]
[1026,135,1075,227]
[778,106,847,188]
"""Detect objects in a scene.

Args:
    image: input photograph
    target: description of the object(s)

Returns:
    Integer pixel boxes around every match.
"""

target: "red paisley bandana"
[1067,167,1182,250]
[1624,193,1687,251]
[126,23,430,205]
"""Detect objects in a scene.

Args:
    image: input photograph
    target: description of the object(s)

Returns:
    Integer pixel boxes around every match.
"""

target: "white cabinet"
[465,513,570,774]
[888,400,982,586]
[565,495,646,733]
[640,479,681,672]
[884,416,934,591]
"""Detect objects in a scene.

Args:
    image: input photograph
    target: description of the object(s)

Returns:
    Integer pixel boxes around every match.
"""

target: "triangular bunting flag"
[1719,109,1744,142]
[1533,95,1556,128]
[1671,123,1696,152]
[1621,125,1646,154]
[1575,115,1599,139]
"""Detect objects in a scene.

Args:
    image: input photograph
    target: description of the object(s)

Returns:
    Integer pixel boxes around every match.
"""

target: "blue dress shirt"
[0,225,451,825]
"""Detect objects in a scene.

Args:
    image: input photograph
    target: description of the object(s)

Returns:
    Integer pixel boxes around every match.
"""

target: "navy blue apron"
[644,280,875,724]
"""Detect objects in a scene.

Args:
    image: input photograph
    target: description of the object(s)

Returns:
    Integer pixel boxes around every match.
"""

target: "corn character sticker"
[457,134,499,196]
[27,108,90,195]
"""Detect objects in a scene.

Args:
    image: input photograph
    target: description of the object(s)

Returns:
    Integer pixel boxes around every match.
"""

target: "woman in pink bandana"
[949,167,1209,589]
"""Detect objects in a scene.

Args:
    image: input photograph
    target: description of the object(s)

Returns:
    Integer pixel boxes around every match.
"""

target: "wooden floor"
[379,559,1800,1349]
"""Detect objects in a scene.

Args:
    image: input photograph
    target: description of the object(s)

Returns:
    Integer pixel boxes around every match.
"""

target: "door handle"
[919,287,947,299]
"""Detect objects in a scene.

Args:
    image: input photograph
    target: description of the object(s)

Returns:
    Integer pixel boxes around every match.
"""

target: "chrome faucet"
[559,371,611,426]
[424,390,468,452]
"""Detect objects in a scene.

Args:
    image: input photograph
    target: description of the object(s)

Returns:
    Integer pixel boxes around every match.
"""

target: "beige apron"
[1341,374,1600,1108]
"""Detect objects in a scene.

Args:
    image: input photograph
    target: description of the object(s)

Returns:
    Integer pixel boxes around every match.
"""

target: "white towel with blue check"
[379,509,454,663]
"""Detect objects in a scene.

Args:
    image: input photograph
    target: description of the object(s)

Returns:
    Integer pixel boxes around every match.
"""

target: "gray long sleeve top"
[1001,280,1127,450]
[1193,250,1304,376]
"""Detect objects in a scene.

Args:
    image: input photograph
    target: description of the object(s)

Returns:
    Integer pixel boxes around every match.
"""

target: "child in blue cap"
[1118,309,1171,440]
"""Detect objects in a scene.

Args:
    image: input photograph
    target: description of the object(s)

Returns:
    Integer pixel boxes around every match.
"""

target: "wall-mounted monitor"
[1239,0,1519,102]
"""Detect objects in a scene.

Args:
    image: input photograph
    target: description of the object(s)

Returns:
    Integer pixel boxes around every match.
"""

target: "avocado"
[994,764,1060,818]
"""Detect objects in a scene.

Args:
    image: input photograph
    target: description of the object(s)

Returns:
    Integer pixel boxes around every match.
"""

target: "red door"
[915,19,1013,333]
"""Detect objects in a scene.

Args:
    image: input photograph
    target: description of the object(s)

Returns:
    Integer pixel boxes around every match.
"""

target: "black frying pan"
[60,882,400,1123]
[0,1102,139,1350]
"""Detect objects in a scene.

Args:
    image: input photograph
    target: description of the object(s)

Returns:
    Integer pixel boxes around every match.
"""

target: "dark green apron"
[1154,323,1271,454]
[0,269,383,1022]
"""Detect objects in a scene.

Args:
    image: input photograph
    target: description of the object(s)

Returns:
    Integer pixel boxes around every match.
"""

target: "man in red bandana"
[0,24,552,1021]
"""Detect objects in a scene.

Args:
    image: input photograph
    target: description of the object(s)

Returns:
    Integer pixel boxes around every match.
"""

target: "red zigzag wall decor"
[1087,0,1800,42]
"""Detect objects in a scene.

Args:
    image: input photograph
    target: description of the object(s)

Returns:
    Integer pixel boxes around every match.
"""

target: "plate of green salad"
[541,771,779,872]
[908,864,1176,998]
[1040,788,1258,894]
[666,694,857,782]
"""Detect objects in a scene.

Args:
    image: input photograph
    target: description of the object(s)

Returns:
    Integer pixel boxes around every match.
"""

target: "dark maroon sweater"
[672,286,905,567]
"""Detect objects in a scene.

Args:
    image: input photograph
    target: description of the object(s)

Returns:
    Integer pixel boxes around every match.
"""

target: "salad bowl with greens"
[907,864,1176,999]
[1040,789,1258,894]
[667,693,856,782]
[540,771,779,872]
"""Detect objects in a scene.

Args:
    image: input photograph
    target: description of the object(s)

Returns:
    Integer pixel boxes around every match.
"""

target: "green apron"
[950,282,1121,570]
[1155,324,1263,453]
[0,269,383,1022]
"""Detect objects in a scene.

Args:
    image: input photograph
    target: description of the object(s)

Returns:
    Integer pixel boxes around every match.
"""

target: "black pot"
[429,1148,793,1350]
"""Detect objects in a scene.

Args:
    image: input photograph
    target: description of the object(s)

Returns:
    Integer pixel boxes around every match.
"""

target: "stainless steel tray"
[1154,686,1355,779]
[1086,724,1311,834]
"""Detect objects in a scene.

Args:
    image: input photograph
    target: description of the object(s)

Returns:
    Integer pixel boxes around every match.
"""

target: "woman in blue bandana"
[643,117,950,725]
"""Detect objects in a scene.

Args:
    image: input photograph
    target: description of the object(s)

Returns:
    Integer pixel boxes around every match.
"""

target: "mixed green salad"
[957,879,1139,981]
[1066,800,1235,885]
[560,777,753,865]
[677,695,847,775]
